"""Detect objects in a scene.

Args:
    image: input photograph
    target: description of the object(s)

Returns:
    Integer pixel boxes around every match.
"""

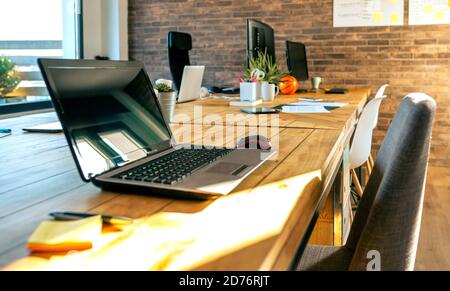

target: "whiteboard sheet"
[334,0,404,27]
[409,0,450,25]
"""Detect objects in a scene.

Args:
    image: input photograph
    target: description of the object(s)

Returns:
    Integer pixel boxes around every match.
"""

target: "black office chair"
[168,31,192,91]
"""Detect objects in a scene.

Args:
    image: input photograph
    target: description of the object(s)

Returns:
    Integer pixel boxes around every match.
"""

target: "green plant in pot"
[154,82,177,122]
[243,49,286,85]
[0,57,21,97]
[242,49,286,101]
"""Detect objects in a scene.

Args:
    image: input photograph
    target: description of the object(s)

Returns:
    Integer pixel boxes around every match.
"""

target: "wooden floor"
[415,166,450,271]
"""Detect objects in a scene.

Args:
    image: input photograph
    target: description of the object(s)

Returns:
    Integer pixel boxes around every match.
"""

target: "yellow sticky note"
[390,13,400,23]
[435,10,445,20]
[27,215,102,252]
[424,4,433,14]
[373,11,383,22]
[448,0,450,8]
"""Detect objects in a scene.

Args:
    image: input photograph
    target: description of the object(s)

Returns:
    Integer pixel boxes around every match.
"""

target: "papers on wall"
[334,0,404,27]
[409,0,450,25]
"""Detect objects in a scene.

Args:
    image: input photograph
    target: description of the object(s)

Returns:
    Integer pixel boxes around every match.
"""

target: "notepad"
[27,215,102,252]
[22,122,63,133]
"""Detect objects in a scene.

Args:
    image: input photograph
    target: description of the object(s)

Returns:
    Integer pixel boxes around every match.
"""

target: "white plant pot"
[240,82,259,101]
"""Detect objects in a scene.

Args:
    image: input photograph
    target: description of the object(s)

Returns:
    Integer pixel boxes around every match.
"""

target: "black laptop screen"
[45,63,172,181]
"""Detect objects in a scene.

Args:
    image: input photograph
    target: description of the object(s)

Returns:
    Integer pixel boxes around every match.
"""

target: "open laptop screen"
[40,60,172,181]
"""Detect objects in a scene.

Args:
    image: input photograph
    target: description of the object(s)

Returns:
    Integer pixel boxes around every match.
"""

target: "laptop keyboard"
[114,148,235,185]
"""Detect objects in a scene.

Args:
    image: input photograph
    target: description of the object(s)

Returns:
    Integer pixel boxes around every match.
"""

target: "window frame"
[0,0,84,116]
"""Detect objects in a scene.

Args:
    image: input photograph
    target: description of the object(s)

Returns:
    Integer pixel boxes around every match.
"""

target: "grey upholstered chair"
[297,93,436,271]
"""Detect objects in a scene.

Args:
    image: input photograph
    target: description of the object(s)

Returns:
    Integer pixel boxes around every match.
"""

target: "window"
[0,0,82,115]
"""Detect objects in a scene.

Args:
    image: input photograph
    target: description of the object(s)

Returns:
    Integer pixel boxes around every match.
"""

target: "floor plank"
[415,166,450,270]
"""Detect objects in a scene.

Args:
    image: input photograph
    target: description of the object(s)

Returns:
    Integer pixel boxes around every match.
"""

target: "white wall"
[83,0,128,60]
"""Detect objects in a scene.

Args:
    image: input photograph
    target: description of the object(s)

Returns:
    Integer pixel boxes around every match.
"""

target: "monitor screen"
[286,41,309,82]
[41,61,172,181]
[246,19,276,66]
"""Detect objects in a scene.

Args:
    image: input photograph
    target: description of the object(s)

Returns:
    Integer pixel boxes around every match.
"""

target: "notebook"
[23,122,63,133]
[27,215,102,252]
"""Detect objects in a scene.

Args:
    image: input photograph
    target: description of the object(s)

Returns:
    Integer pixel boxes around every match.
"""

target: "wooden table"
[0,88,370,271]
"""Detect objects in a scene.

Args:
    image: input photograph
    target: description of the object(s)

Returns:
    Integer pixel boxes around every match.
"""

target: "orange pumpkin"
[279,76,299,95]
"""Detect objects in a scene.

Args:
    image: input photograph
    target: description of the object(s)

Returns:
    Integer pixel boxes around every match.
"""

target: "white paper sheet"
[298,98,323,102]
[282,106,330,114]
[288,102,348,108]
[409,0,450,25]
[334,0,404,27]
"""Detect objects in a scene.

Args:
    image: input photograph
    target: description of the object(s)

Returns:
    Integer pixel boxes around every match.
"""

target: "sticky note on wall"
[424,4,433,14]
[373,11,383,22]
[435,10,445,20]
[390,13,400,23]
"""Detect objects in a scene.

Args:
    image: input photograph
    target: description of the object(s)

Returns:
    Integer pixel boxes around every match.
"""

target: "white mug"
[311,77,322,90]
[240,82,259,101]
[261,83,279,101]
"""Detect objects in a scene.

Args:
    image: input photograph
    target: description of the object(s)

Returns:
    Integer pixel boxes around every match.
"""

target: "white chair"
[372,84,389,127]
[349,85,388,197]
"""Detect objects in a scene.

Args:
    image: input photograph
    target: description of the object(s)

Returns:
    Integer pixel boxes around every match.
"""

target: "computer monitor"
[246,19,276,66]
[286,41,309,82]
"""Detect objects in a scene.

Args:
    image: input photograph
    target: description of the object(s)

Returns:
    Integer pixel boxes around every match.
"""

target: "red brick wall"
[129,0,450,167]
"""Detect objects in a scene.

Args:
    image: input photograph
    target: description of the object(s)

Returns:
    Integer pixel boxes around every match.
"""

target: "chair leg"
[365,160,372,177]
[369,154,374,169]
[351,169,364,198]
[348,196,354,224]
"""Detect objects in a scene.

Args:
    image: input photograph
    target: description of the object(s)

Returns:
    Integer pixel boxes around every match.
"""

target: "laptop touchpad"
[209,162,250,176]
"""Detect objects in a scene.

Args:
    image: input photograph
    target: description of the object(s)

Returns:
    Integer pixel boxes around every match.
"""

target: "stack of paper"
[27,216,102,252]
[281,101,348,114]
[282,106,330,113]
[289,101,348,107]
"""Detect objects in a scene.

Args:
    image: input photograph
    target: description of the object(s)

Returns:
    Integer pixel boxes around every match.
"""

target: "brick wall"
[129,0,450,167]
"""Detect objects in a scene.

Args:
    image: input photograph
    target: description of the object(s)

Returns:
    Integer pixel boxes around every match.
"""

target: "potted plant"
[0,57,21,97]
[241,50,286,101]
[154,82,177,122]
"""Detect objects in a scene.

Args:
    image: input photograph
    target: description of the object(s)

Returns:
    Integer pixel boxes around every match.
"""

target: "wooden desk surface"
[0,88,370,270]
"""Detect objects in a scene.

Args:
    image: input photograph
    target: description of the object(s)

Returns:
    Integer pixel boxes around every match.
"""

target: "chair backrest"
[346,93,436,271]
[349,97,385,169]
[374,84,389,99]
[168,31,192,91]
[372,84,389,129]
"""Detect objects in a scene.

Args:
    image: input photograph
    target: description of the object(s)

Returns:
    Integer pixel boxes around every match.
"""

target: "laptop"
[38,59,275,199]
[177,65,205,103]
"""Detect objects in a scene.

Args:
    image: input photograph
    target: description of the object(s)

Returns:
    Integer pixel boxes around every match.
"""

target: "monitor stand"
[296,81,309,93]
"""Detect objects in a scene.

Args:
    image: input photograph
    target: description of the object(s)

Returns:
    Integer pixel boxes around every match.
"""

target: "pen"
[49,211,134,226]
[0,128,12,133]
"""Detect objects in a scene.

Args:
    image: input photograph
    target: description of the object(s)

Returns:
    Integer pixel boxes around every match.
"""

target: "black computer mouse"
[237,135,272,150]
[208,86,223,94]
